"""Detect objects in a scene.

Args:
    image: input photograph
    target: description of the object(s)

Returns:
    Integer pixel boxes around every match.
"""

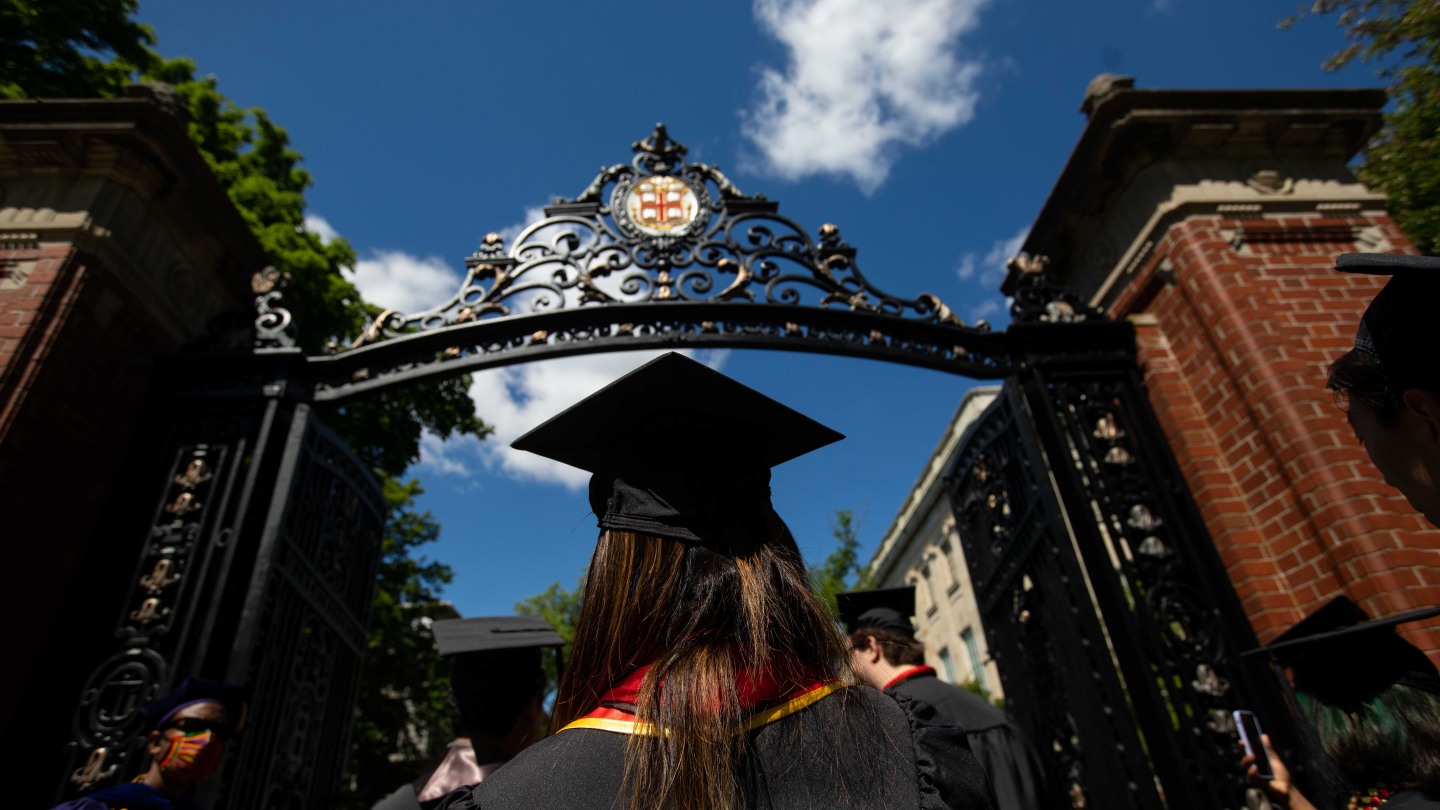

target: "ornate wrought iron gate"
[945,320,1295,809]
[51,125,1287,806]
[57,383,384,808]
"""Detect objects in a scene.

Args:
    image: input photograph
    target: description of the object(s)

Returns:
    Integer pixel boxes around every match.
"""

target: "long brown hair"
[554,507,847,810]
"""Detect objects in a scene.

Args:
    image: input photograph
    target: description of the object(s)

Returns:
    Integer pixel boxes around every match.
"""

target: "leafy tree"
[809,509,875,618]
[0,0,157,100]
[343,479,459,808]
[515,573,585,721]
[1287,0,1440,254]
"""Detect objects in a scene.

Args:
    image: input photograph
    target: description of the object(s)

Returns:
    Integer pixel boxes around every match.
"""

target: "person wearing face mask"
[53,677,247,810]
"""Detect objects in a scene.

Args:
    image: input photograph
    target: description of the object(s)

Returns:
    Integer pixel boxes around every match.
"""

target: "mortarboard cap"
[137,676,249,734]
[431,616,564,656]
[1248,595,1440,704]
[1335,253,1440,394]
[511,352,843,545]
[836,587,917,637]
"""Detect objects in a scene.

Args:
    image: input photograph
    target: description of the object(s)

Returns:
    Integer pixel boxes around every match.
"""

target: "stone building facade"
[1010,76,1439,651]
[867,386,1003,695]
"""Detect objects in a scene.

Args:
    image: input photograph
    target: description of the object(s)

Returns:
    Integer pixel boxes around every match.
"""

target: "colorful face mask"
[157,729,225,785]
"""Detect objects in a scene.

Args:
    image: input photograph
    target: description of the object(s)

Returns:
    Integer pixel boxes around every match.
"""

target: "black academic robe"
[888,670,1048,810]
[1385,789,1440,808]
[436,685,993,809]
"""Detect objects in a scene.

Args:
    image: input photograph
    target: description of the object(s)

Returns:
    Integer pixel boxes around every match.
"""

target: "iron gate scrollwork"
[53,124,1293,807]
[215,404,384,809]
[947,383,1163,808]
[946,320,1294,810]
[56,387,383,809]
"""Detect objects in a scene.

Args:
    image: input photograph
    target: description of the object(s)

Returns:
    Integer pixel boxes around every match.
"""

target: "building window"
[938,647,956,683]
[919,565,939,617]
[940,540,961,597]
[962,628,986,688]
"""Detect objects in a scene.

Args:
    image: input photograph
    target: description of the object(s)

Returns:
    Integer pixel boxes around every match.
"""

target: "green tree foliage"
[344,479,458,808]
[0,0,157,99]
[1287,0,1440,254]
[809,509,875,618]
[515,573,585,718]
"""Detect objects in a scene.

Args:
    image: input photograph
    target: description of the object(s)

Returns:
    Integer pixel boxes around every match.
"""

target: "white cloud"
[416,431,477,478]
[417,350,729,489]
[304,214,340,244]
[956,254,978,281]
[968,297,1002,323]
[957,225,1028,285]
[496,205,550,247]
[345,250,464,315]
[743,0,989,193]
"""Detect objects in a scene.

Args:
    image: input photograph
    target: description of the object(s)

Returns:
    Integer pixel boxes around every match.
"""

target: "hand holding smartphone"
[1234,709,1274,780]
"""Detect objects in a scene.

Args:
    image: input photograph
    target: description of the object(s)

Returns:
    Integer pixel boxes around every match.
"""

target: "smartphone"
[1233,709,1274,780]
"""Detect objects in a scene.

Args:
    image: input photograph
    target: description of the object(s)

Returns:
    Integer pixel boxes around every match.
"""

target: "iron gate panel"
[216,404,385,809]
[947,386,1163,808]
[56,397,279,801]
[947,321,1296,810]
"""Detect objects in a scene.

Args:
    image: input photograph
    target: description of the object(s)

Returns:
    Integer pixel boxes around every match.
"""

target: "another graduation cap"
[434,616,565,706]
[835,587,917,637]
[137,676,249,734]
[432,615,564,656]
[1249,595,1440,704]
[511,352,844,545]
[1335,253,1440,394]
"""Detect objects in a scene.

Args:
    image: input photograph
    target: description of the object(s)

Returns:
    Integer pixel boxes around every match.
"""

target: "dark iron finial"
[632,123,687,170]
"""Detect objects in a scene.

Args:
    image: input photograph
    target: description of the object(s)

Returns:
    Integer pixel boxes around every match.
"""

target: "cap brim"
[510,352,843,473]
[1335,252,1440,276]
[836,586,917,634]
[432,616,564,655]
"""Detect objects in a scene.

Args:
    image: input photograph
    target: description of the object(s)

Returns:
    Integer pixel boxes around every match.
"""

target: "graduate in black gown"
[373,616,562,810]
[1241,597,1440,810]
[838,587,1048,810]
[437,352,993,810]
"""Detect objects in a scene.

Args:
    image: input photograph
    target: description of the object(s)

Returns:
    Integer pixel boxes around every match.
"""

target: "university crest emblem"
[624,175,699,235]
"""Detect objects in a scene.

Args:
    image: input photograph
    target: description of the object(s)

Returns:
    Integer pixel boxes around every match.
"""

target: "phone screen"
[1233,710,1273,780]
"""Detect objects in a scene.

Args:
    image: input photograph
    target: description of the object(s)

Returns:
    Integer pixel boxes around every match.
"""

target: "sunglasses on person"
[164,717,234,740]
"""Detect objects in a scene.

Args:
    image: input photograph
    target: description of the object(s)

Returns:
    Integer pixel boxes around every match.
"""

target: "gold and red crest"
[624,176,699,235]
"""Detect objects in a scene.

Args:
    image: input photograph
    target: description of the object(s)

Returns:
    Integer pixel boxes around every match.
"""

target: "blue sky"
[136,0,1377,618]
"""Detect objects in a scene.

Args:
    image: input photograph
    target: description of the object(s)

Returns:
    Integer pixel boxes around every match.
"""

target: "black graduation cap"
[435,617,565,703]
[137,676,249,734]
[1335,252,1440,394]
[431,616,564,656]
[835,587,917,637]
[1248,595,1440,703]
[511,352,844,545]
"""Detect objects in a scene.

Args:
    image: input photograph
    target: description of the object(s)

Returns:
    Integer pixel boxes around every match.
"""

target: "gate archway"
[63,124,1291,809]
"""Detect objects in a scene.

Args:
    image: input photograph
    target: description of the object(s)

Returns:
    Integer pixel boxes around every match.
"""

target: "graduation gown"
[435,684,993,809]
[887,668,1047,810]
[49,781,202,810]
[1382,790,1440,808]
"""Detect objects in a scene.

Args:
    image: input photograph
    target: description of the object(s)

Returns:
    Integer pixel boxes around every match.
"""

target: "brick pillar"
[0,90,264,758]
[1013,77,1440,653]
[1117,214,1440,651]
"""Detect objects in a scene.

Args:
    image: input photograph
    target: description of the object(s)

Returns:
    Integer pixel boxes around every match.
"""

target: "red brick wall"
[1110,213,1440,653]
[0,243,172,727]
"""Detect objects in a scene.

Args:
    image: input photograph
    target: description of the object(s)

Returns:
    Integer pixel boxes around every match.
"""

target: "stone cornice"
[1006,81,1387,300]
[0,89,266,340]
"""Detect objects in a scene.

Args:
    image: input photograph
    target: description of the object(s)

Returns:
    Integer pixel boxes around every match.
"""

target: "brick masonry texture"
[1112,213,1440,654]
